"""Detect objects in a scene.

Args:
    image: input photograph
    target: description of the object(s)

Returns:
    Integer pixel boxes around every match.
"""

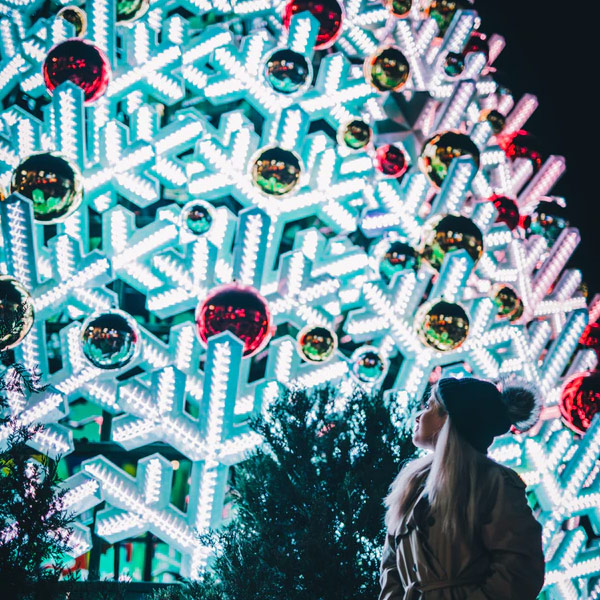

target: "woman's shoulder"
[484,458,527,491]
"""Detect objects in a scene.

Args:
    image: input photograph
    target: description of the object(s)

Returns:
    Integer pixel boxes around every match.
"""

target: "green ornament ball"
[416,300,469,352]
[251,147,302,196]
[297,325,337,363]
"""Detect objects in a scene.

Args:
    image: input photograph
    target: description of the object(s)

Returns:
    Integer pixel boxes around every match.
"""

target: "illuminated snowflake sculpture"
[0,0,599,595]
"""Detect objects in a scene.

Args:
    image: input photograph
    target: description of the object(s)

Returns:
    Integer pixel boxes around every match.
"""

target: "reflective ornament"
[57,6,87,36]
[11,152,83,224]
[427,0,466,35]
[463,32,489,60]
[375,144,408,177]
[421,214,483,271]
[117,0,150,24]
[580,323,600,355]
[196,284,273,357]
[365,46,410,92]
[264,48,311,95]
[81,310,140,369]
[43,39,110,103]
[180,200,214,236]
[350,346,388,385]
[527,202,569,245]
[419,131,480,189]
[444,52,464,77]
[492,284,524,322]
[379,240,419,283]
[480,109,505,134]
[386,0,412,18]
[499,130,542,171]
[297,325,337,363]
[560,371,600,436]
[282,0,343,50]
[492,195,519,231]
[0,276,34,352]
[251,147,302,196]
[416,300,469,351]
[338,120,372,150]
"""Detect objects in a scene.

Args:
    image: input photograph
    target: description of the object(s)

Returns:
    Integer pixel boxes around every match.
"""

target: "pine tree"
[198,385,416,600]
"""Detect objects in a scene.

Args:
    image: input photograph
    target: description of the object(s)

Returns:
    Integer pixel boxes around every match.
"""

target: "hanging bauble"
[0,276,34,352]
[57,6,87,36]
[282,0,344,50]
[463,32,489,60]
[43,39,110,104]
[365,46,410,92]
[527,201,569,245]
[337,120,372,150]
[297,324,337,363]
[559,371,600,436]
[196,284,274,357]
[10,152,83,224]
[499,130,542,171]
[444,52,464,77]
[264,48,311,95]
[350,346,388,385]
[386,0,412,18]
[251,147,302,196]
[579,323,600,355]
[480,109,505,134]
[379,240,419,283]
[427,0,467,36]
[117,0,150,24]
[419,131,480,189]
[416,300,469,351]
[180,200,215,236]
[492,284,524,322]
[420,214,483,271]
[491,195,519,231]
[80,310,140,370]
[375,144,408,177]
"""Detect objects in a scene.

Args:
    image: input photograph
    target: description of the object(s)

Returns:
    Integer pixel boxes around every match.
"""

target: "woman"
[379,376,545,600]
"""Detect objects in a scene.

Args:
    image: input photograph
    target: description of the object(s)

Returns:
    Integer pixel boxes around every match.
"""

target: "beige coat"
[379,463,545,600]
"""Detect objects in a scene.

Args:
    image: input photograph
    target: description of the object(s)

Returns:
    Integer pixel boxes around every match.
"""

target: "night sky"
[476,2,600,301]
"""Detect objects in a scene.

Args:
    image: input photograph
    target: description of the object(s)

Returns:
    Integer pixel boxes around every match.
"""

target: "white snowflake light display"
[1,0,599,595]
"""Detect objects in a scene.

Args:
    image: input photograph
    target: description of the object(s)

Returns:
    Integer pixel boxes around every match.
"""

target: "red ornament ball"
[499,130,543,171]
[43,39,110,103]
[375,144,408,177]
[491,195,519,231]
[560,371,600,436]
[283,0,343,50]
[463,32,489,60]
[195,284,274,357]
[580,322,600,354]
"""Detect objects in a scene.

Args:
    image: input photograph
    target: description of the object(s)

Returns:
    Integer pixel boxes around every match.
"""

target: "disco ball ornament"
[43,39,110,104]
[427,0,466,35]
[57,6,87,36]
[375,144,408,177]
[386,0,412,18]
[350,346,388,385]
[463,32,489,60]
[492,284,524,322]
[419,131,480,189]
[444,52,465,77]
[0,276,34,352]
[492,195,520,231]
[196,284,274,357]
[416,300,469,351]
[264,48,311,95]
[180,200,215,236]
[527,202,569,245]
[480,109,505,134]
[559,371,600,436]
[117,0,150,24]
[365,46,410,92]
[251,147,302,196]
[379,240,419,283]
[338,120,372,150]
[297,325,337,363]
[421,214,483,271]
[282,0,343,50]
[499,130,542,171]
[10,152,83,224]
[81,310,140,370]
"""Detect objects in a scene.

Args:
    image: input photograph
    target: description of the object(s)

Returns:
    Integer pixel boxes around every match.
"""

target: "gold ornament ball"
[57,6,87,37]
[365,46,410,92]
[416,300,469,351]
[0,276,35,352]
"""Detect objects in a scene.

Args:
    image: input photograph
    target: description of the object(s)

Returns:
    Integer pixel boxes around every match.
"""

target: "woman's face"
[412,386,447,450]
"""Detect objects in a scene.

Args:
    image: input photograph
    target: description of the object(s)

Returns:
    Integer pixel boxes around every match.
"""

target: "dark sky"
[476,2,600,301]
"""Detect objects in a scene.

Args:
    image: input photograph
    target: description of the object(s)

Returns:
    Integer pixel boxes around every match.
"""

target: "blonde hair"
[384,385,497,542]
